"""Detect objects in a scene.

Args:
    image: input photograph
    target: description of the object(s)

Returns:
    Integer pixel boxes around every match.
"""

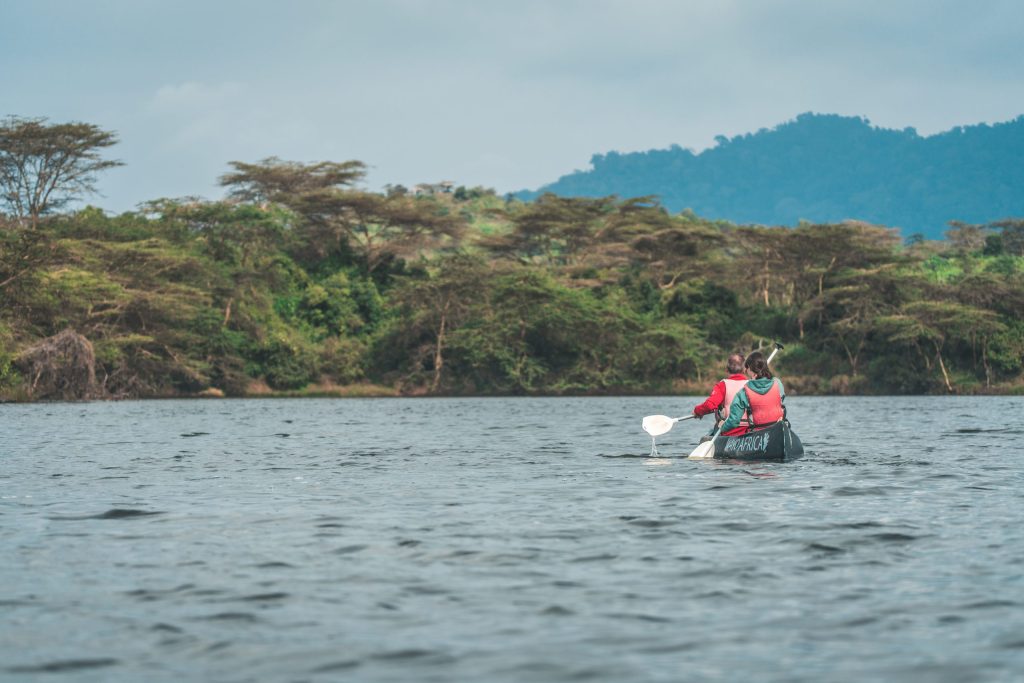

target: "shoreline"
[3,381,1022,403]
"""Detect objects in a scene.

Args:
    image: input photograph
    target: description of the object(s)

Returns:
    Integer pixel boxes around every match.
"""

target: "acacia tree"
[316,191,465,274]
[221,158,464,273]
[802,265,918,376]
[0,116,123,227]
[219,157,366,204]
[945,221,989,254]
[484,194,615,266]
[990,219,1024,257]
[728,226,787,306]
[783,223,901,336]
[628,212,721,290]
[877,300,1004,392]
[0,216,53,291]
[950,271,1024,386]
[384,255,489,392]
[219,157,366,266]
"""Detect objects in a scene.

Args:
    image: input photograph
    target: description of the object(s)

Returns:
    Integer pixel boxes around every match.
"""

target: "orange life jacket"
[718,378,751,427]
[743,379,784,428]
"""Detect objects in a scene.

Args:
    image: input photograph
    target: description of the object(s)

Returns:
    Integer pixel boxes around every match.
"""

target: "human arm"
[692,381,725,418]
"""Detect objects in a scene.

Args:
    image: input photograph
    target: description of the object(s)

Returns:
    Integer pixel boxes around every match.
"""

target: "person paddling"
[692,353,751,437]
[718,351,786,436]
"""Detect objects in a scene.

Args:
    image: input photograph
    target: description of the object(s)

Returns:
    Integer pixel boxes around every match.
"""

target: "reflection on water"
[2,396,1024,682]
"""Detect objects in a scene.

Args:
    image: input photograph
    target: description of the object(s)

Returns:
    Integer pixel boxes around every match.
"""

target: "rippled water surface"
[3,396,1024,682]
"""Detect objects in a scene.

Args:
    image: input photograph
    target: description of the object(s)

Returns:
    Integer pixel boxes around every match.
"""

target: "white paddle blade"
[642,415,674,436]
[687,439,716,459]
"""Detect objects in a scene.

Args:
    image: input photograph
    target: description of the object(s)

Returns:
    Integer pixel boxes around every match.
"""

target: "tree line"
[1,116,1023,400]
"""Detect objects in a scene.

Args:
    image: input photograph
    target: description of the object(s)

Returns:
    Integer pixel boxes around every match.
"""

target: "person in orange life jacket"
[719,350,786,436]
[692,353,752,437]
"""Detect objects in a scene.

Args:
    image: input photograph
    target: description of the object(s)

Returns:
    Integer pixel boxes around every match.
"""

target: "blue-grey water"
[2,396,1023,682]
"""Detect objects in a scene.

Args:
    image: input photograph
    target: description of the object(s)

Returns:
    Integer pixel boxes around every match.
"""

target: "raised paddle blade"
[642,415,674,436]
[687,436,717,459]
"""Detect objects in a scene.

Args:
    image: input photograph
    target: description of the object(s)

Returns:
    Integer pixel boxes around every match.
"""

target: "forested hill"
[518,113,1024,239]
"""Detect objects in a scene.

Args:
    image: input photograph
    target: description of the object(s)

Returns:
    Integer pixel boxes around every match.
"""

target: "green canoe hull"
[712,420,804,461]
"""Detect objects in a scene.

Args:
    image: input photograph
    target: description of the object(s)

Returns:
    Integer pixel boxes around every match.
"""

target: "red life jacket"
[743,379,784,428]
[718,378,751,428]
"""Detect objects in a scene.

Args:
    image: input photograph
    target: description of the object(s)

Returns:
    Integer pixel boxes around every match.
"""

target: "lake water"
[2,396,1023,682]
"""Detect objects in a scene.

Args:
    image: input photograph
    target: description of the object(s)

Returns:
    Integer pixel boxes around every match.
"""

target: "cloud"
[4,0,1024,211]
[150,81,246,112]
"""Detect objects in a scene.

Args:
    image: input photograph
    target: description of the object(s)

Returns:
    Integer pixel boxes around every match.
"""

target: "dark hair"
[744,351,773,380]
[726,353,744,374]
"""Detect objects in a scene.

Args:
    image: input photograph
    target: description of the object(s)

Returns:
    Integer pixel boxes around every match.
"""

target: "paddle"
[687,342,784,460]
[641,413,696,437]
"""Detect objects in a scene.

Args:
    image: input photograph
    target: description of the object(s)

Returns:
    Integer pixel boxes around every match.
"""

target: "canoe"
[710,420,804,461]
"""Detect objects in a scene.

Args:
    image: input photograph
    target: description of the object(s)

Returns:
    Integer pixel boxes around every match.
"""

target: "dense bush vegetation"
[2,187,1023,400]
[2,117,1022,400]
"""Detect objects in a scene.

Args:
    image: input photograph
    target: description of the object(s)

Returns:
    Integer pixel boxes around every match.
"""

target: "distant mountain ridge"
[517,113,1024,239]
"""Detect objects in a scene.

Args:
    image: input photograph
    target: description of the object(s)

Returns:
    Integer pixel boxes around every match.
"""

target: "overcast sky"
[3,0,1023,212]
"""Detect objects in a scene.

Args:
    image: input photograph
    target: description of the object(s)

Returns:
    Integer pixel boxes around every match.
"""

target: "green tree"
[0,116,122,227]
[325,192,466,274]
[783,223,901,336]
[803,265,920,376]
[627,209,721,290]
[220,157,366,204]
[990,219,1024,257]
[484,193,616,266]
[877,300,1004,392]
[0,216,53,293]
[380,254,489,392]
[222,158,465,274]
[945,221,989,255]
[728,226,787,307]
[219,157,366,267]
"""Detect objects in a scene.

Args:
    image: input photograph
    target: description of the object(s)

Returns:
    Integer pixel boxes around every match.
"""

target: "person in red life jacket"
[719,350,786,436]
[692,353,751,437]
